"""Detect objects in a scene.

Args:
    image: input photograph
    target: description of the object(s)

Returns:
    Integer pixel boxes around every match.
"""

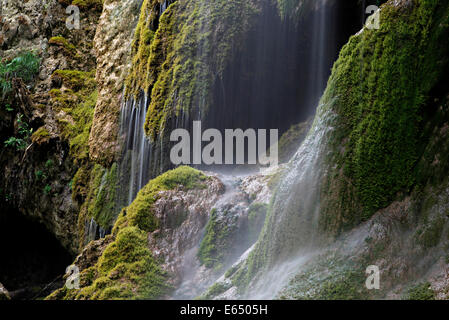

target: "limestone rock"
[89,0,142,165]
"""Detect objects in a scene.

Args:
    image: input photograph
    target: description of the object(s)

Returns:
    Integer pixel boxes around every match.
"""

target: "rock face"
[89,0,142,165]
[148,174,225,287]
[0,1,102,253]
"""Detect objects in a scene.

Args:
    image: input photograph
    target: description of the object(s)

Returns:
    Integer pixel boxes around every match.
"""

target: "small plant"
[43,184,52,195]
[45,159,54,169]
[4,136,27,150]
[35,170,45,181]
[4,114,33,151]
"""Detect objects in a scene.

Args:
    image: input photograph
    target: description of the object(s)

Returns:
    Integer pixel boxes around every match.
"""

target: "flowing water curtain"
[117,0,265,206]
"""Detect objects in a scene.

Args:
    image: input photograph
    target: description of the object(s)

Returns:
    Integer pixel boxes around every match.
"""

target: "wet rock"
[148,175,225,287]
[73,236,113,272]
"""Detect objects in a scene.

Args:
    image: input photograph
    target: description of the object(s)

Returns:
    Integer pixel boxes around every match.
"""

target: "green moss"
[197,208,222,268]
[266,168,285,191]
[278,120,311,163]
[197,205,238,271]
[89,163,118,228]
[31,127,50,145]
[406,282,435,300]
[320,0,449,233]
[50,70,96,163]
[51,227,170,300]
[416,216,445,248]
[49,36,77,56]
[114,166,208,233]
[71,0,103,10]
[125,0,261,141]
[52,70,96,92]
[247,203,267,242]
[198,281,231,300]
[49,167,208,300]
[276,255,373,300]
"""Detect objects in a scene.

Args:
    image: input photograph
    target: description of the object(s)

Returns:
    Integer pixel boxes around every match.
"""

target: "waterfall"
[114,0,368,298]
[118,93,156,206]
[212,0,344,299]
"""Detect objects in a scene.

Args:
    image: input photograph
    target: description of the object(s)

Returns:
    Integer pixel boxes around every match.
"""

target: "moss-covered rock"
[49,166,209,299]
[50,70,97,164]
[114,166,208,233]
[320,0,449,233]
[71,0,103,11]
[125,0,262,141]
[31,127,51,145]
[277,119,312,163]
[48,36,77,56]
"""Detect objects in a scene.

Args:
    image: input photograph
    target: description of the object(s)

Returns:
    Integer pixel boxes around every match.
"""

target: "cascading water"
[119,95,153,205]
[114,0,374,299]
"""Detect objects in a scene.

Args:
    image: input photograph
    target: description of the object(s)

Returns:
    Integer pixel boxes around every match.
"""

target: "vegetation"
[4,114,33,151]
[406,282,435,300]
[50,69,97,163]
[114,166,208,233]
[319,0,449,232]
[71,0,103,11]
[277,120,311,163]
[48,166,209,299]
[31,127,51,145]
[49,37,77,56]
[0,51,40,98]
[125,0,261,141]
[197,209,224,269]
[198,281,231,300]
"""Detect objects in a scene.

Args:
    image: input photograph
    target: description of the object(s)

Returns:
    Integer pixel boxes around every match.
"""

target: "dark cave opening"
[0,208,73,299]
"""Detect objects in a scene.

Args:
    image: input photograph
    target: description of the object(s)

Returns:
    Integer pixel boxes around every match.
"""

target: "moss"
[50,226,171,300]
[89,163,118,228]
[247,203,267,242]
[319,0,449,233]
[266,168,285,191]
[52,70,96,92]
[73,163,118,246]
[197,205,238,271]
[48,36,77,56]
[198,282,231,300]
[50,166,206,300]
[31,127,50,145]
[406,282,435,300]
[197,208,222,268]
[416,216,445,248]
[276,255,373,300]
[125,0,261,141]
[114,165,208,233]
[71,0,103,11]
[277,119,311,163]
[50,70,96,164]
